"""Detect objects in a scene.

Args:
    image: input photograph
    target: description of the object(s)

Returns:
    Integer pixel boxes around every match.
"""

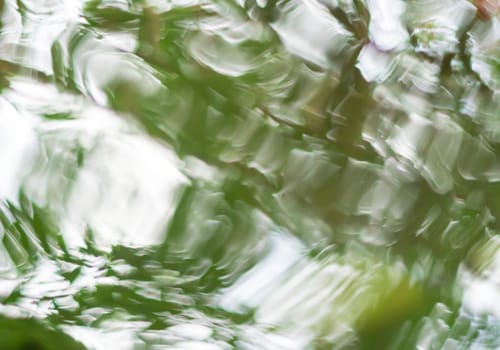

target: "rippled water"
[0,0,499,349]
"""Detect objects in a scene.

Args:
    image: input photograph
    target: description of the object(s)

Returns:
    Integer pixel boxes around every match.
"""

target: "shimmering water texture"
[0,0,499,349]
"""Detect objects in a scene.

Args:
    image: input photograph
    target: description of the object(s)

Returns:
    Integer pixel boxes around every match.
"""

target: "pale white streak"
[0,0,83,74]
[388,113,432,167]
[188,3,273,76]
[168,341,224,350]
[407,0,476,56]
[168,324,213,341]
[366,0,407,51]
[0,1,23,48]
[6,77,83,114]
[463,237,500,319]
[219,233,304,312]
[0,97,38,203]
[62,325,139,350]
[189,33,259,77]
[471,18,500,91]
[270,0,351,68]
[61,133,188,249]
[75,46,162,106]
[3,77,188,251]
[219,232,409,346]
[53,28,162,106]
[184,156,222,183]
[356,43,394,82]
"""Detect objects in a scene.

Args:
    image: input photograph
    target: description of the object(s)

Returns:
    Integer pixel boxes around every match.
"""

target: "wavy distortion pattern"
[0,0,499,349]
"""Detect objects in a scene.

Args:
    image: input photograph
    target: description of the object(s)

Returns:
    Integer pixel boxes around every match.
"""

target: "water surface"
[0,0,500,349]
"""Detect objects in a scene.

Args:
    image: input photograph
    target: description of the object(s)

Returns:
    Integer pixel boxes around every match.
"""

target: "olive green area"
[0,0,499,349]
[0,316,86,350]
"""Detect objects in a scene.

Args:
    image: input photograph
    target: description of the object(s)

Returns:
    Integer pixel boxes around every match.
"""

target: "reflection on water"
[0,0,499,349]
